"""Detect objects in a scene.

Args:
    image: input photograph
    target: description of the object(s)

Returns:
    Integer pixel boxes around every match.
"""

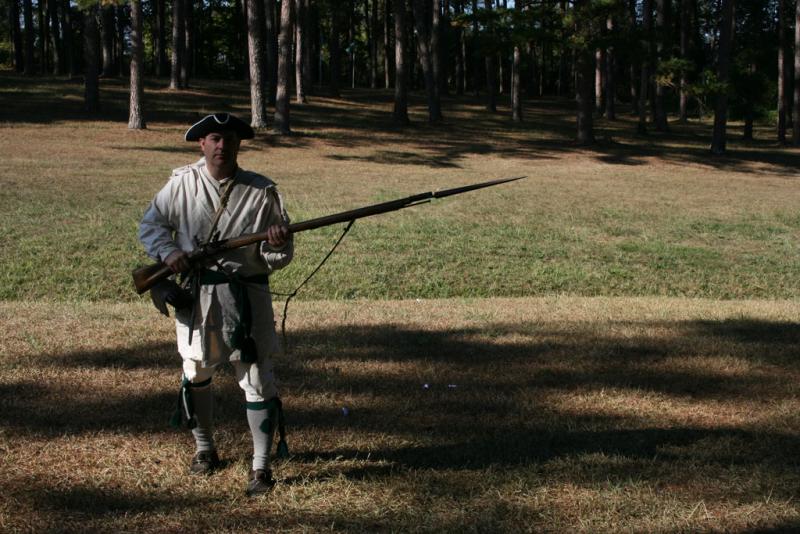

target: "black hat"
[184,113,255,141]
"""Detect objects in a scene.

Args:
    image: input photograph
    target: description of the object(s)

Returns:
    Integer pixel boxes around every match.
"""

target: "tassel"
[277,439,289,458]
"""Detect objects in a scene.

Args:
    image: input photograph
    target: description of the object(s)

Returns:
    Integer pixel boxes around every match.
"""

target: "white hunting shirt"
[139,157,293,366]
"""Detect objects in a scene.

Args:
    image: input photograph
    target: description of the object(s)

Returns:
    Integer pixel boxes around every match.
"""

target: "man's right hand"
[164,250,190,273]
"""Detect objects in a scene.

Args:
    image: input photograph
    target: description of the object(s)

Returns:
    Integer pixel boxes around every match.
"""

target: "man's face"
[199,130,241,169]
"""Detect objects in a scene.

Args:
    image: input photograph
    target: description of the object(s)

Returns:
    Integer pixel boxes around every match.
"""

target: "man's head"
[185,113,253,179]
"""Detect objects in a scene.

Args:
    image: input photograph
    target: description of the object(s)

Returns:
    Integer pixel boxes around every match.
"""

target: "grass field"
[1,73,799,532]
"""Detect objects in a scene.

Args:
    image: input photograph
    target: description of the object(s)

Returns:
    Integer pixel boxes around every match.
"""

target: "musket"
[132,176,526,295]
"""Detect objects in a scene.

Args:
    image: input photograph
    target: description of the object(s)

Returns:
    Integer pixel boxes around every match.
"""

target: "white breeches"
[181,357,279,403]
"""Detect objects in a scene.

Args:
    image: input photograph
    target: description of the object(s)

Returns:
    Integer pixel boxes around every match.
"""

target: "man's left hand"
[266,224,290,248]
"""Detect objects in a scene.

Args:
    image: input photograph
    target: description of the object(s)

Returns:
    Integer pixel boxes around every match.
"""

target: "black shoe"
[246,469,276,496]
[189,450,220,475]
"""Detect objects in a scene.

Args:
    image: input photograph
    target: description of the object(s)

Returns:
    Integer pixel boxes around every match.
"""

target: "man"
[138,113,293,496]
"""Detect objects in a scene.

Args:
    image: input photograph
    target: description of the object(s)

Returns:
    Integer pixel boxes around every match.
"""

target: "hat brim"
[185,113,255,141]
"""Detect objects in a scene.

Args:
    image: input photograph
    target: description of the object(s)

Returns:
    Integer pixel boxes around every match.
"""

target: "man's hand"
[266,224,290,248]
[164,250,190,273]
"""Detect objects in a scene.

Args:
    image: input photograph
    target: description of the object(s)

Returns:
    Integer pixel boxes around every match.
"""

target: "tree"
[295,0,307,103]
[483,0,497,112]
[393,0,410,124]
[413,0,443,122]
[84,3,100,112]
[511,1,523,122]
[574,0,595,145]
[628,0,639,114]
[128,0,146,129]
[653,0,669,131]
[101,3,115,75]
[637,0,653,134]
[10,0,23,72]
[678,0,691,122]
[266,0,278,104]
[183,0,194,86]
[171,0,186,89]
[274,0,294,134]
[710,0,735,155]
[329,3,341,96]
[154,0,167,76]
[247,0,268,127]
[47,0,62,74]
[61,0,75,77]
[605,14,616,120]
[23,0,33,75]
[793,0,800,145]
[777,0,788,143]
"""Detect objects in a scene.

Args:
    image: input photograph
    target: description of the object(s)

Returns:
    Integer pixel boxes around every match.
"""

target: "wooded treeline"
[3,0,800,153]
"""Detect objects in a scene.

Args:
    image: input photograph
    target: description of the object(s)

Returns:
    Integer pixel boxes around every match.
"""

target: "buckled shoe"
[246,469,276,496]
[189,450,220,475]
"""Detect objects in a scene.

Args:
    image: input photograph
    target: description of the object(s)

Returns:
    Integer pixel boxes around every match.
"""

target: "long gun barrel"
[131,176,526,295]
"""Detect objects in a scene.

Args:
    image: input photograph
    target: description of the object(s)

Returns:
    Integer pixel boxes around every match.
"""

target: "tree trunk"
[266,0,278,104]
[369,0,378,88]
[274,0,294,134]
[653,0,669,131]
[155,0,166,77]
[628,0,638,114]
[128,0,146,129]
[778,0,787,143]
[329,4,341,96]
[170,0,185,89]
[295,0,307,103]
[393,0,409,124]
[678,0,690,122]
[483,0,496,111]
[116,4,126,76]
[247,0,268,127]
[595,48,604,115]
[637,0,652,134]
[605,15,615,120]
[183,0,193,86]
[38,0,46,74]
[471,0,480,96]
[349,0,355,87]
[101,4,114,76]
[413,0,442,122]
[22,0,34,75]
[511,38,521,122]
[11,0,23,73]
[60,0,75,77]
[793,0,800,145]
[454,0,464,95]
[47,0,61,74]
[575,17,594,143]
[84,4,100,112]
[304,0,314,92]
[710,0,734,155]
[433,0,446,97]
[384,0,392,88]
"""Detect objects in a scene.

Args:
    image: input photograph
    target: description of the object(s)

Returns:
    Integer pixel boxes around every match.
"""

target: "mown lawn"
[0,73,799,301]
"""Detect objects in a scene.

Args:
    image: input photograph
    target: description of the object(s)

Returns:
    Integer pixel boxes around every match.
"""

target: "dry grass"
[2,297,799,532]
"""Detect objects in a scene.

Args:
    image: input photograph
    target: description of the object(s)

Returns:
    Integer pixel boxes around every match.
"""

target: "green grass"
[1,73,800,302]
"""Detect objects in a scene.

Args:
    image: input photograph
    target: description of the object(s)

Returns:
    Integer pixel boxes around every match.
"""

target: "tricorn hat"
[185,113,255,141]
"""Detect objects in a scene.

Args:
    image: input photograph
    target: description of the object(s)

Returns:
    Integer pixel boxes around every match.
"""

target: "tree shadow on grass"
[2,317,797,473]
[4,74,799,175]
